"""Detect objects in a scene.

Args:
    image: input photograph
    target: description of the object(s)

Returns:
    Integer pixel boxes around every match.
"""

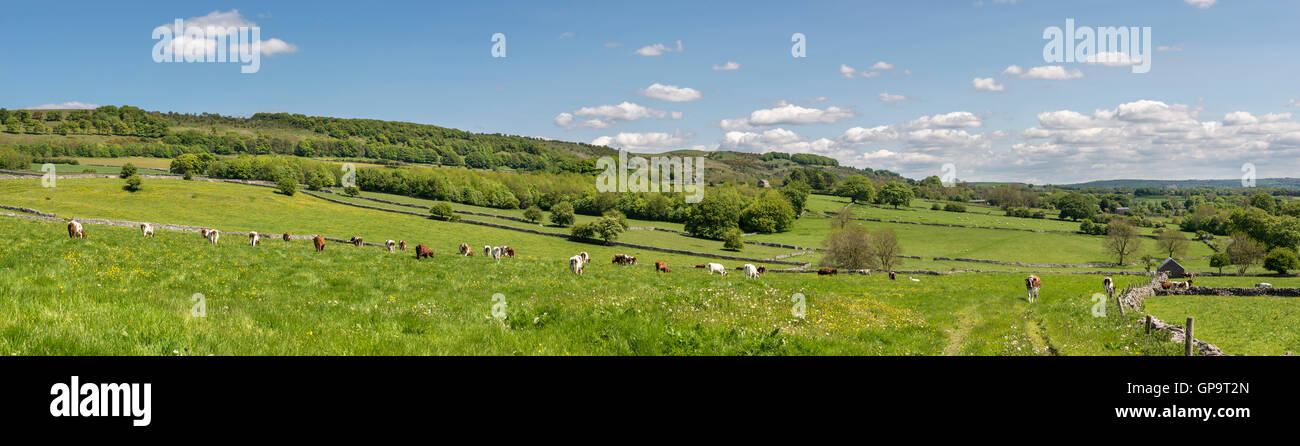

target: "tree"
[834,176,876,204]
[1054,193,1095,221]
[1226,232,1267,274]
[739,192,795,233]
[1155,229,1189,259]
[780,180,812,214]
[684,191,742,239]
[343,186,360,196]
[1250,192,1276,213]
[722,228,745,251]
[869,229,903,272]
[123,175,143,192]
[1104,218,1143,265]
[523,205,543,223]
[877,182,913,209]
[571,216,623,244]
[602,209,629,230]
[1264,247,1299,275]
[429,202,460,222]
[276,175,297,196]
[119,163,137,179]
[1209,252,1231,274]
[820,222,873,270]
[549,201,575,227]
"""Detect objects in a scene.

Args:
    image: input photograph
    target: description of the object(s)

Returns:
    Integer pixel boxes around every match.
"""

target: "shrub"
[602,208,629,230]
[276,175,297,196]
[739,192,795,233]
[429,202,460,222]
[571,216,623,243]
[722,228,745,251]
[943,203,966,213]
[549,201,575,227]
[343,186,360,197]
[1209,251,1231,274]
[123,174,143,192]
[0,146,33,170]
[1264,247,1299,275]
[118,163,137,178]
[931,203,943,211]
[523,205,543,223]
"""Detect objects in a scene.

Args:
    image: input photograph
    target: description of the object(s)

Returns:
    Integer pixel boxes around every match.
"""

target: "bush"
[602,208,629,230]
[571,216,623,243]
[549,201,575,227]
[343,186,360,197]
[523,205,543,223]
[123,174,142,192]
[1209,251,1231,274]
[118,162,137,178]
[931,203,943,211]
[276,175,297,196]
[943,203,966,213]
[1264,247,1299,275]
[739,192,795,233]
[722,228,745,251]
[0,146,33,170]
[429,202,460,222]
[685,191,743,239]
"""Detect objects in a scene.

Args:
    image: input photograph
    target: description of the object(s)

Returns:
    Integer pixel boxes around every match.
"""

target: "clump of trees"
[523,205,543,223]
[1226,233,1267,274]
[428,202,460,222]
[571,216,624,244]
[820,216,904,272]
[0,146,32,170]
[1264,247,1299,275]
[549,202,575,227]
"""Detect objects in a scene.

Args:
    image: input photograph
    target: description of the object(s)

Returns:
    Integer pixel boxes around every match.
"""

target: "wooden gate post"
[1145,315,1152,335]
[1185,317,1195,356]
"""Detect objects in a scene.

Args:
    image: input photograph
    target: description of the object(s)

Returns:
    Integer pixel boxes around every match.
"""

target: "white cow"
[385,240,397,253]
[707,263,727,275]
[1102,277,1114,298]
[743,264,760,279]
[207,229,220,245]
[484,245,492,257]
[491,246,502,261]
[140,223,155,237]
[249,231,261,246]
[1257,283,1273,288]
[569,254,585,275]
[67,220,86,239]
[579,252,590,264]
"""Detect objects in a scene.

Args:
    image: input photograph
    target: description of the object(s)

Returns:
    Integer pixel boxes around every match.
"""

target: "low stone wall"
[1157,286,1300,298]
[1119,273,1226,356]
[933,255,1208,269]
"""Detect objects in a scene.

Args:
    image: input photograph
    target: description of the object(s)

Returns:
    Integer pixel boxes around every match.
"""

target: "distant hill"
[1060,178,1300,189]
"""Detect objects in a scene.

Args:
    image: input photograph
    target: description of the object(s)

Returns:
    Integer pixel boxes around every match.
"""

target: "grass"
[0,215,1183,355]
[1144,295,1299,356]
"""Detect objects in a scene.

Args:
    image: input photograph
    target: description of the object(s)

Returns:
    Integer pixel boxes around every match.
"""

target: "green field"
[1145,295,1299,355]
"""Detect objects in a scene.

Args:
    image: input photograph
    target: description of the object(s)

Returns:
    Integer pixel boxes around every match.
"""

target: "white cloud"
[712,61,741,71]
[838,125,897,144]
[972,77,1005,92]
[720,128,838,155]
[1185,0,1217,8]
[635,40,683,56]
[1001,65,1024,76]
[870,61,894,70]
[638,83,702,102]
[24,101,99,110]
[158,9,297,57]
[839,64,857,79]
[719,102,857,130]
[906,111,983,129]
[1083,51,1142,67]
[592,131,690,152]
[558,31,575,39]
[877,93,911,103]
[860,71,881,79]
[1019,65,1084,80]
[671,111,683,120]
[554,101,668,129]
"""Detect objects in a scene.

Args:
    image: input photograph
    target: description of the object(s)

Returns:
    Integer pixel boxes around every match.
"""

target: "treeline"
[0,106,168,137]
[760,151,839,166]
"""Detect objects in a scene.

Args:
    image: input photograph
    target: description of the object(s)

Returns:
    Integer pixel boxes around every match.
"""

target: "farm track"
[942,305,978,356]
[1023,314,1058,356]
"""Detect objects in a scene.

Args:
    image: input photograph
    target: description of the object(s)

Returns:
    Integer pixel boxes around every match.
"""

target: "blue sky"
[3,0,1299,183]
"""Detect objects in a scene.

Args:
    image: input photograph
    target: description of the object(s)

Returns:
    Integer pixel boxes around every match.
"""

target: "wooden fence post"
[1114,290,1124,316]
[1185,317,1195,357]
[1145,315,1152,335]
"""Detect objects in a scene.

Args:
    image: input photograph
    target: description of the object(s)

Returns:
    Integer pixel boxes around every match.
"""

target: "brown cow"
[756,266,766,274]
[459,243,471,256]
[817,268,838,275]
[613,254,629,265]
[1025,275,1042,303]
[350,237,364,247]
[313,235,326,252]
[67,220,86,239]
[415,244,434,260]
[503,246,515,258]
[1160,281,1173,290]
[283,232,292,242]
[695,264,706,268]
[399,240,407,251]
[655,261,670,273]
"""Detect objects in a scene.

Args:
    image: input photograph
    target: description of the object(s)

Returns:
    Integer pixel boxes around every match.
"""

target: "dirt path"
[1023,314,1058,356]
[943,305,978,356]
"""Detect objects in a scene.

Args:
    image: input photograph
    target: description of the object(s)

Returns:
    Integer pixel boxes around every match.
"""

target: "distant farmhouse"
[1114,207,1130,215]
[1157,257,1187,277]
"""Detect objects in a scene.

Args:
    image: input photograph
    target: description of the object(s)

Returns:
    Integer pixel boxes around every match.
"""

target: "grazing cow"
[458,243,471,256]
[579,252,590,264]
[249,231,261,246]
[399,240,407,251]
[491,246,502,261]
[613,254,631,265]
[817,268,837,276]
[1103,277,1115,299]
[140,223,155,238]
[200,228,211,239]
[1160,281,1174,290]
[889,271,897,281]
[743,264,760,279]
[1025,275,1041,303]
[67,220,86,239]
[283,232,292,242]
[569,254,585,275]
[207,229,220,245]
[484,245,492,257]
[655,261,670,273]
[757,266,766,274]
[503,246,515,258]
[415,244,434,260]
[909,277,920,282]
[385,240,397,252]
[707,263,727,275]
[313,235,326,252]
[695,264,707,269]
[350,237,364,247]
[1257,283,1273,288]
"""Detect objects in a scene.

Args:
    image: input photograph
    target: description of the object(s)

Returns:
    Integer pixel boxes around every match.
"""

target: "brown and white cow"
[1025,275,1042,303]
[140,223,155,237]
[1102,277,1115,299]
[415,244,434,260]
[249,231,261,246]
[569,254,585,275]
[350,237,364,247]
[313,235,326,252]
[385,240,397,253]
[612,254,632,265]
[67,220,86,239]
[399,240,407,251]
[207,229,220,245]
[283,232,292,242]
[503,246,515,258]
[459,243,471,256]
[579,252,590,264]
[655,261,670,273]
[817,268,837,276]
